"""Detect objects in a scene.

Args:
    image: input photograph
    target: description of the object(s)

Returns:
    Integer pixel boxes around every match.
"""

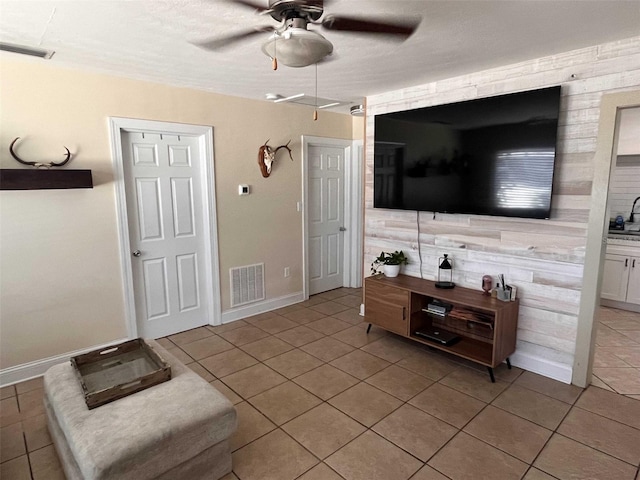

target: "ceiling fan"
[194,0,420,69]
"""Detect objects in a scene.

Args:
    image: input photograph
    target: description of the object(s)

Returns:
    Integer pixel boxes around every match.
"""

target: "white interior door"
[122,131,210,338]
[308,145,345,295]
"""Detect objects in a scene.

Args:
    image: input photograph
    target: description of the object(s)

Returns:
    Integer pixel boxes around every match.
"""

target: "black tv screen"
[373,86,561,219]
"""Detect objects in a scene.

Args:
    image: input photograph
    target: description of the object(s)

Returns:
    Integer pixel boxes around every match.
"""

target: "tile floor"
[2,288,640,480]
[592,306,640,399]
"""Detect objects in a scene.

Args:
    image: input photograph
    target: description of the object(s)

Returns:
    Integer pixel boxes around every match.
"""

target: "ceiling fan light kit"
[261,28,333,67]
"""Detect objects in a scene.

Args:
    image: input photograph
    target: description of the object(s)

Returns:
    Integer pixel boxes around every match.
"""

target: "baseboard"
[220,291,305,325]
[509,350,573,384]
[0,337,130,387]
[600,299,640,313]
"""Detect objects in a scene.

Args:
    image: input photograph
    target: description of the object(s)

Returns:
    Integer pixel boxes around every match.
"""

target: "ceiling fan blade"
[224,0,270,13]
[321,15,420,37]
[192,26,274,51]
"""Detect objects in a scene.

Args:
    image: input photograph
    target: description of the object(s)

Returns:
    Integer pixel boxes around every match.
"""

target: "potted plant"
[371,250,409,278]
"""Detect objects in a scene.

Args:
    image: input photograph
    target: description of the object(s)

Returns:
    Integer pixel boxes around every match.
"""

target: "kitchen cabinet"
[601,252,640,305]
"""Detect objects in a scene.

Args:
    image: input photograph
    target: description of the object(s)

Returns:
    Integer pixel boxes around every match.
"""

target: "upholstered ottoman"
[43,340,237,480]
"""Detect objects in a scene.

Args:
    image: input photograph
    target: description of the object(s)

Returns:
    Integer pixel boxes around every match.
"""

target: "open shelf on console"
[409,333,494,366]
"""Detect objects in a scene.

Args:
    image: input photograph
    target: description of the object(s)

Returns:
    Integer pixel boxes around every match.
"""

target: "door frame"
[301,136,364,299]
[573,90,640,387]
[108,117,221,338]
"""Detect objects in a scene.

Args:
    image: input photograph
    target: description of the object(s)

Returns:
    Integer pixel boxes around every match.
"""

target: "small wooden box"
[70,338,171,409]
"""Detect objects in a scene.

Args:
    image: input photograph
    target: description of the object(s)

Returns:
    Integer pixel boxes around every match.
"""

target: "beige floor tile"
[534,434,637,480]
[284,308,327,324]
[15,377,44,395]
[243,311,279,325]
[307,317,352,335]
[0,422,26,462]
[492,384,571,430]
[199,348,258,378]
[229,401,276,451]
[1,396,20,427]
[522,468,558,480]
[440,367,510,402]
[328,382,402,427]
[409,383,486,428]
[220,472,239,480]
[396,350,458,381]
[591,374,615,391]
[611,346,640,367]
[463,405,552,463]
[154,337,175,349]
[0,455,31,480]
[263,349,324,379]
[218,326,270,347]
[294,365,359,401]
[361,335,419,363]
[365,364,433,401]
[222,364,287,398]
[297,463,344,480]
[373,404,457,462]
[301,337,355,362]
[596,325,638,347]
[620,330,640,342]
[329,350,390,380]
[207,319,249,333]
[188,362,216,382]
[180,335,235,360]
[326,430,422,480]
[315,289,350,301]
[166,346,195,365]
[514,371,583,404]
[282,403,366,459]
[22,413,52,453]
[232,429,318,480]
[30,444,66,480]
[330,324,386,348]
[332,308,368,325]
[310,301,351,316]
[299,296,328,307]
[210,380,243,405]
[249,381,322,425]
[0,385,16,400]
[410,465,450,480]
[557,407,640,465]
[252,315,298,334]
[576,385,640,429]
[275,325,326,347]
[168,326,214,345]
[428,432,528,480]
[592,367,640,395]
[17,388,45,418]
[239,336,294,361]
[333,295,363,308]
[594,347,636,368]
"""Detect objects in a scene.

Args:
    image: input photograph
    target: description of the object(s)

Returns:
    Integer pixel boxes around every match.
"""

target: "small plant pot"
[383,264,401,278]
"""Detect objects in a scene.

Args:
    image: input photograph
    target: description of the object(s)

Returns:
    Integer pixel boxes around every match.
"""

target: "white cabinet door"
[601,254,630,302]
[626,256,640,305]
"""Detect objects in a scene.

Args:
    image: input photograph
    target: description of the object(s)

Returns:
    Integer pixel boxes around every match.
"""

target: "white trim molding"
[220,291,305,324]
[510,350,573,385]
[0,338,129,387]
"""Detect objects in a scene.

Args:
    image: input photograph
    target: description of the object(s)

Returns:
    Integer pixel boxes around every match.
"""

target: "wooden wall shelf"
[0,169,93,190]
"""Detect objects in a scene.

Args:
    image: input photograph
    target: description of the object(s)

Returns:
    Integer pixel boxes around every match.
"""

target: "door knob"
[132,250,141,257]
[339,227,347,231]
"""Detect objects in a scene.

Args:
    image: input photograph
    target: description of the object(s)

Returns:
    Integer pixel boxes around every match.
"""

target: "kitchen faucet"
[631,196,640,223]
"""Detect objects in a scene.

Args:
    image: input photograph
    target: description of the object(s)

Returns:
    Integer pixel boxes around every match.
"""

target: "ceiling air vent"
[0,42,55,59]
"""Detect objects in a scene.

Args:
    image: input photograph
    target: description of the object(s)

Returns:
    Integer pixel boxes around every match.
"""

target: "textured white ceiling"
[1,0,639,113]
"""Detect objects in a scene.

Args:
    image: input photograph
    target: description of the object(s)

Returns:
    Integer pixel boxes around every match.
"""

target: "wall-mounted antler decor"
[258,140,293,178]
[10,137,72,168]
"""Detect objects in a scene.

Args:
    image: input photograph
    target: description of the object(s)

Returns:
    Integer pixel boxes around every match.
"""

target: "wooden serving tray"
[70,338,171,409]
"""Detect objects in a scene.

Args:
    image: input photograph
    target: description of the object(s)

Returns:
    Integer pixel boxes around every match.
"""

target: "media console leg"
[506,357,512,370]
[487,367,496,383]
[366,323,372,334]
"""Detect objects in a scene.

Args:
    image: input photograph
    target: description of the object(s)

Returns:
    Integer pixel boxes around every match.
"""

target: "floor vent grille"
[230,263,265,308]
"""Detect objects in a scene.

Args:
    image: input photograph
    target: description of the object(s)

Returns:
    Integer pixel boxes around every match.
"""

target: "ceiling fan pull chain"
[313,62,318,121]
[272,35,278,70]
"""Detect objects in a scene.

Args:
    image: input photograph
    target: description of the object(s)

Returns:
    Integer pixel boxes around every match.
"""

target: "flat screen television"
[373,86,561,219]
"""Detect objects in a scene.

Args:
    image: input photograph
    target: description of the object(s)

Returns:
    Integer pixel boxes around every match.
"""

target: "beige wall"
[0,57,353,369]
[364,36,640,382]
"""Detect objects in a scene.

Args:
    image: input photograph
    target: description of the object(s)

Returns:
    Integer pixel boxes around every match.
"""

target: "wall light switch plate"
[239,184,250,195]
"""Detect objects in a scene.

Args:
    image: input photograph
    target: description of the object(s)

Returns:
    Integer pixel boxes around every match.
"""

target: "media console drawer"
[364,274,519,382]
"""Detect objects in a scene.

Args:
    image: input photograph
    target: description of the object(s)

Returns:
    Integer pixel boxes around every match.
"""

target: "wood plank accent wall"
[364,36,640,380]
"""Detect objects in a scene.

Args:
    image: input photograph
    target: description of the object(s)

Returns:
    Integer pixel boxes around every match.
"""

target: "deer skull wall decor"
[258,140,293,178]
[9,137,72,169]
